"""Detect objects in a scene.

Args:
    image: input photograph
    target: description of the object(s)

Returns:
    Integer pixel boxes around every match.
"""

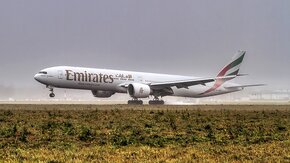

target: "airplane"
[34,51,264,104]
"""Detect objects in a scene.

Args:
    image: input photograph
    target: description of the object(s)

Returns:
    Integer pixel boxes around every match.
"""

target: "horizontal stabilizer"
[225,84,266,89]
[237,74,248,76]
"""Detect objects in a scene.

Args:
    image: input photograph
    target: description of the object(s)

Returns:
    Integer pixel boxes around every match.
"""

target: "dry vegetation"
[0,104,289,162]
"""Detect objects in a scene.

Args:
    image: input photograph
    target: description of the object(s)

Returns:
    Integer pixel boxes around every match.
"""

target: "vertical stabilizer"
[217,50,246,77]
[200,51,246,95]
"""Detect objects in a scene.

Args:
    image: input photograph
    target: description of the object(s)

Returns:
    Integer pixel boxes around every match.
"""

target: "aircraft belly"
[171,85,207,98]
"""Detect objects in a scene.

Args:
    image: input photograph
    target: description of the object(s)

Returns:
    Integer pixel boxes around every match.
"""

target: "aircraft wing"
[224,84,266,89]
[149,75,236,89]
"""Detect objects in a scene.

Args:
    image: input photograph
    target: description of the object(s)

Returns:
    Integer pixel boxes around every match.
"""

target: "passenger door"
[58,70,63,79]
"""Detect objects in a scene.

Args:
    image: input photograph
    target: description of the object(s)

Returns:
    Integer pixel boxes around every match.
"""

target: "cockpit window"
[39,71,48,74]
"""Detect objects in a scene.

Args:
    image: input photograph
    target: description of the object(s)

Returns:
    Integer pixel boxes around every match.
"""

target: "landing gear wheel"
[47,86,55,98]
[49,93,55,98]
[149,100,165,105]
[149,96,165,105]
[128,100,143,105]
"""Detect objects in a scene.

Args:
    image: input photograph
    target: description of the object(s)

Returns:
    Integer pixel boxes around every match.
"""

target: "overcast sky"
[0,0,289,97]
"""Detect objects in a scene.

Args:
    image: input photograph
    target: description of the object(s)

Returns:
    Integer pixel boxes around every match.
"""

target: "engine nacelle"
[91,90,115,98]
[128,83,151,98]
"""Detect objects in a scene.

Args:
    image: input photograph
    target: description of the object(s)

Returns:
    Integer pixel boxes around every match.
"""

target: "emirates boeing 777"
[34,51,263,104]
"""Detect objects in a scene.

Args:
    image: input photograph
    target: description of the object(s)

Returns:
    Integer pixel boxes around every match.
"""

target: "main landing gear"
[128,98,143,105]
[47,86,55,98]
[127,97,165,105]
[149,96,165,105]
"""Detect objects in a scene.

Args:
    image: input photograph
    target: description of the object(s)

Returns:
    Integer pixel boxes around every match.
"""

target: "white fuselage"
[34,66,242,98]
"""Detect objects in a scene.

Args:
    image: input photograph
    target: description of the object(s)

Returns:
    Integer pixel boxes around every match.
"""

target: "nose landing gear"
[47,86,55,98]
[49,92,55,98]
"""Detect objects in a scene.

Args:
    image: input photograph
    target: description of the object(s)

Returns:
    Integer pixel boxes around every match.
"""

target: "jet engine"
[91,90,115,98]
[128,83,152,98]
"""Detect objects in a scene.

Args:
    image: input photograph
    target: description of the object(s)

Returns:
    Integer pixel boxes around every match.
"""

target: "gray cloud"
[0,0,289,98]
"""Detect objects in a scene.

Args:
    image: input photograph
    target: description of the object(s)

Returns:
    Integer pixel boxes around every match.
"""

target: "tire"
[49,93,55,98]
[128,100,143,105]
[149,100,165,105]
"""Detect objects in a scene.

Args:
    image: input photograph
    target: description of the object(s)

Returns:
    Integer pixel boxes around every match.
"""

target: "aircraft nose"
[34,74,41,82]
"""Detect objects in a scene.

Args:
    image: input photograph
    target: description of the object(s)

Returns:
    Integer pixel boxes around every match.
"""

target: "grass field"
[0,104,289,162]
